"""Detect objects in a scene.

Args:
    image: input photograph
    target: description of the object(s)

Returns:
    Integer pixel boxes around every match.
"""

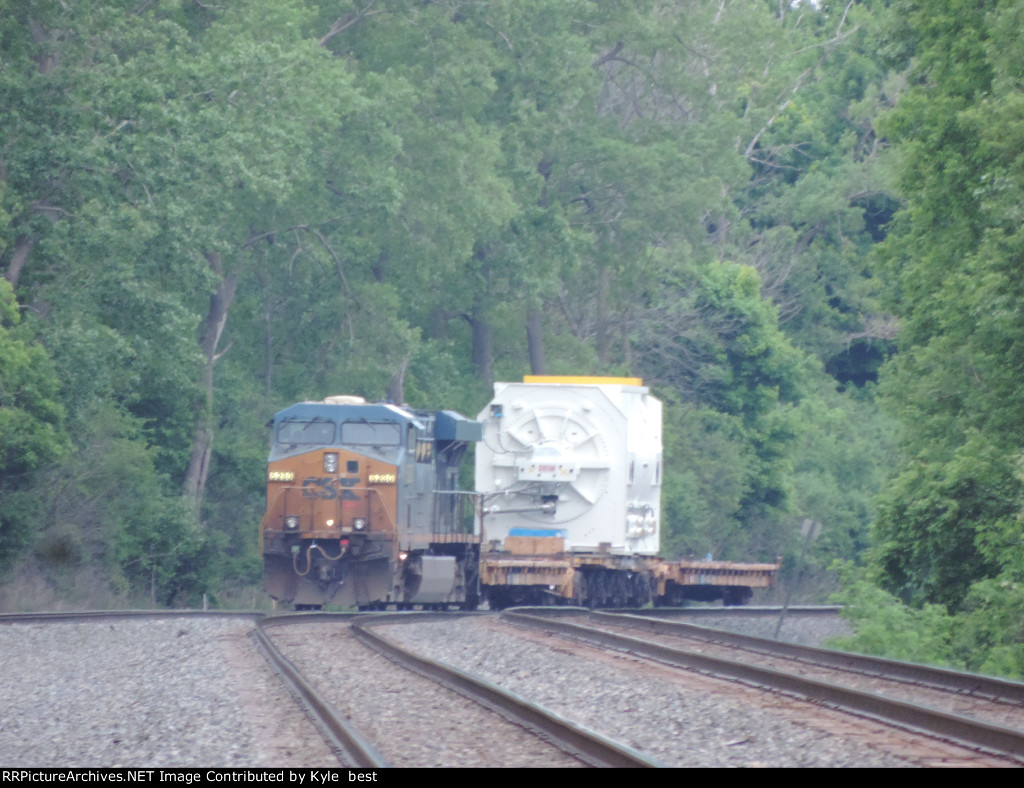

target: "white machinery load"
[476,376,662,556]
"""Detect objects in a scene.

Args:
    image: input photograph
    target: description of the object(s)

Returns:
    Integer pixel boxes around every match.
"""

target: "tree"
[0,0,911,608]
[644,260,812,559]
[0,278,67,566]
[871,0,1024,609]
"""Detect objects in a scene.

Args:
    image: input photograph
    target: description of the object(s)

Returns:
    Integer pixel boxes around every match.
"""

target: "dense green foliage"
[828,561,958,668]
[829,561,1024,679]
[12,0,1014,676]
[0,278,68,566]
[871,0,1024,607]
[831,0,1024,676]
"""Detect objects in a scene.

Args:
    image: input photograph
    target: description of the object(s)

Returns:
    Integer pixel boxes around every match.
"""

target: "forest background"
[2,0,1023,677]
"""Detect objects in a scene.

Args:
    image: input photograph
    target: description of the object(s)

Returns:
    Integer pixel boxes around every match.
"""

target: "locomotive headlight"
[353,518,367,531]
[323,452,339,473]
[284,516,300,531]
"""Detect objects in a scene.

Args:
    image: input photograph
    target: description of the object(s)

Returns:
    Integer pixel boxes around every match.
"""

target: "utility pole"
[774,518,822,639]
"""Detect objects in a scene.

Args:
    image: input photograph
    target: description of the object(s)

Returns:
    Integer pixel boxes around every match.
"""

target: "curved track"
[0,609,662,768]
[0,610,340,767]
[10,607,1020,766]
[255,613,386,767]
[347,613,662,767]
[502,607,1024,764]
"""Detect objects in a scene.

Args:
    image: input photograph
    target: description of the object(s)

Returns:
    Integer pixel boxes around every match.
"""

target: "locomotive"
[261,379,780,610]
[260,396,482,610]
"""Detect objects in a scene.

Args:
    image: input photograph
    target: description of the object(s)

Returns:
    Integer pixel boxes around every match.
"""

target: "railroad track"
[7,607,1022,766]
[0,609,660,767]
[354,614,660,767]
[502,607,1024,765]
[0,610,341,767]
[254,612,381,767]
[261,612,661,767]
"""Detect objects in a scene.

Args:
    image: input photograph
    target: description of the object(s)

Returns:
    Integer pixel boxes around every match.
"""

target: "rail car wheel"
[461,587,480,611]
[723,586,752,607]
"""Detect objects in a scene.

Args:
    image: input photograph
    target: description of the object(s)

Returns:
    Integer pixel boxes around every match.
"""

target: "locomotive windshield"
[276,418,336,446]
[340,421,402,446]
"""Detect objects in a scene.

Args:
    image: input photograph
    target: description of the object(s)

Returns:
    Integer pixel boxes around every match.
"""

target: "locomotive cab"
[261,397,481,610]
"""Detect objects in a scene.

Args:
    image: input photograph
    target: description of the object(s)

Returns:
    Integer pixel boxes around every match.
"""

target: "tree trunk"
[526,305,547,374]
[3,21,61,287]
[467,313,494,389]
[387,357,409,404]
[263,310,273,397]
[621,309,633,370]
[2,235,36,288]
[595,265,611,364]
[183,254,239,511]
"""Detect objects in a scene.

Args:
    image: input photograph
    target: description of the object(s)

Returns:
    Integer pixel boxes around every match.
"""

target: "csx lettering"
[301,477,360,501]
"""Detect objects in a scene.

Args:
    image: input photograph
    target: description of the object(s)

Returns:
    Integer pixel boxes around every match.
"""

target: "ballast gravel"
[380,617,915,768]
[0,617,337,768]
[0,611,986,768]
[268,623,582,768]
[676,608,854,646]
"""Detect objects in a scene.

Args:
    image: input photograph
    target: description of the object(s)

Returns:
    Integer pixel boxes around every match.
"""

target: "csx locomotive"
[261,396,482,609]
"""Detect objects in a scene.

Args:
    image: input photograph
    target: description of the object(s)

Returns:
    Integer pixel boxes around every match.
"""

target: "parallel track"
[256,613,388,767]
[502,608,1024,764]
[349,613,662,768]
[1,610,660,767]
[19,607,1018,766]
[594,609,1024,703]
[0,610,380,767]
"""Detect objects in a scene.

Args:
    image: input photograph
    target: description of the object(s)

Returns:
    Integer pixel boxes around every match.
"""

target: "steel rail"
[0,609,390,767]
[351,612,664,768]
[594,610,1024,705]
[0,610,262,624]
[631,605,844,617]
[256,613,391,768]
[503,608,1024,763]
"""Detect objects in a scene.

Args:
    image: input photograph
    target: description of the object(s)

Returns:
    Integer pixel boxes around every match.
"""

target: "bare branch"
[591,41,624,69]
[320,1,388,47]
[211,341,234,364]
[311,227,353,296]
[744,68,813,160]
[241,224,309,249]
[31,199,74,218]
